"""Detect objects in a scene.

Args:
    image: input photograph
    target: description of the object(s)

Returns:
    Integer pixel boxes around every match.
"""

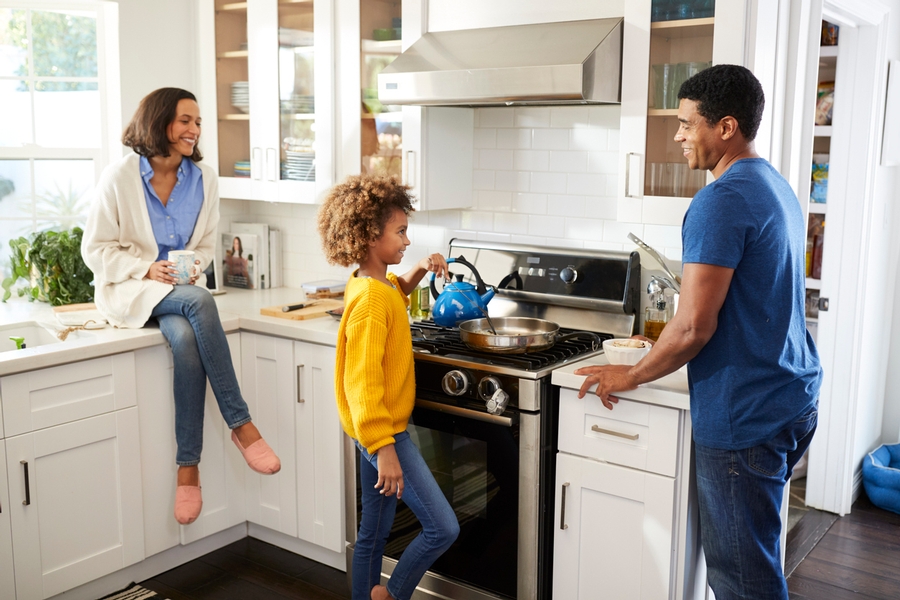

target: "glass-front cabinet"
[200,0,333,203]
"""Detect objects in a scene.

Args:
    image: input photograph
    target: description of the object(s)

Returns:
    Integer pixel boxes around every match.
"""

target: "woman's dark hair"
[122,87,203,161]
[677,64,765,141]
[233,236,243,258]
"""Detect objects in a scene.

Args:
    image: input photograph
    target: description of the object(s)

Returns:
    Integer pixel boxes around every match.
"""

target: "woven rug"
[97,582,167,600]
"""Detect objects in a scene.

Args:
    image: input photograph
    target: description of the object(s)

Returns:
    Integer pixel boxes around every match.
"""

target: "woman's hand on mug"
[146,260,177,284]
[189,259,201,285]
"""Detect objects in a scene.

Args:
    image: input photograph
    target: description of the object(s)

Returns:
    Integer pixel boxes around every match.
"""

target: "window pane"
[0,159,33,218]
[32,160,94,230]
[31,9,98,79]
[34,84,100,147]
[0,9,28,77]
[0,80,32,146]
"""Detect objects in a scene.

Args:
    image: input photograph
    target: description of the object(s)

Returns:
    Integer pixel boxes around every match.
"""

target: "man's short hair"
[677,64,765,141]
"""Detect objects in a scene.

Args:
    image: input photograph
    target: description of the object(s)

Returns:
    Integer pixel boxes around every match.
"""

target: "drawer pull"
[591,425,639,440]
[297,364,305,403]
[560,482,569,530]
[21,460,31,506]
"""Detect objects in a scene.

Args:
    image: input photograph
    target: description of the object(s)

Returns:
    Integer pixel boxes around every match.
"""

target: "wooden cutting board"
[259,298,344,320]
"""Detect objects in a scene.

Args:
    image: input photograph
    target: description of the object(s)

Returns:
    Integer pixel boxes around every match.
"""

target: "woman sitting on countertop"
[81,87,280,525]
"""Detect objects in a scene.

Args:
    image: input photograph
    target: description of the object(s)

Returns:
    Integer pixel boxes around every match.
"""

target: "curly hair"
[122,87,203,161]
[317,175,416,267]
[677,64,765,141]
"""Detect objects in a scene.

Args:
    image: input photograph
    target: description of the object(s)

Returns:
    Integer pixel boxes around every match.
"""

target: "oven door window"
[362,405,519,599]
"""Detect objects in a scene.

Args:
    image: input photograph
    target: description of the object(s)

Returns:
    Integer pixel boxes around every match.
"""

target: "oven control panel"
[417,361,521,411]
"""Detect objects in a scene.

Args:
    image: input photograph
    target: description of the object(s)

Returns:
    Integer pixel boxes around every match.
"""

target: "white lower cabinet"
[293,341,342,552]
[241,332,299,535]
[0,442,15,600]
[5,408,144,599]
[554,452,675,600]
[135,333,247,557]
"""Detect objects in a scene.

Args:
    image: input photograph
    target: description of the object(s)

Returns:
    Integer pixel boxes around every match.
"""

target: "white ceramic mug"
[168,250,200,285]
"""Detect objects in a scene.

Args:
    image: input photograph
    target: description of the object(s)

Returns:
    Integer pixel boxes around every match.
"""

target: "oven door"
[356,398,527,600]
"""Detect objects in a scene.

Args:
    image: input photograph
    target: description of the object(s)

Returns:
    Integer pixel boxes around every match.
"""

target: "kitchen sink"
[0,321,61,352]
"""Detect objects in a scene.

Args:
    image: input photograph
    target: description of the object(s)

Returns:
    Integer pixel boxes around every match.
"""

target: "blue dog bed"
[862,443,900,515]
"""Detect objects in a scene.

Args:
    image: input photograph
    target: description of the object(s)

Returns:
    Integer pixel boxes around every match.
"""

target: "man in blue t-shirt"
[575,65,822,600]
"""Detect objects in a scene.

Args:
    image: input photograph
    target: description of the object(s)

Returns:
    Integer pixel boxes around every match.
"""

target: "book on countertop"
[301,279,346,298]
[230,222,269,289]
[222,231,258,289]
[269,228,283,288]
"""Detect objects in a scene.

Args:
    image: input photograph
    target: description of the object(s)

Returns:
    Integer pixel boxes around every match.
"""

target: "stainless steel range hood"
[377,18,623,107]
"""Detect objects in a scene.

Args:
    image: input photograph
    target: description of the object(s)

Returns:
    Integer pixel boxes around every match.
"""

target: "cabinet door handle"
[296,364,305,403]
[625,152,642,198]
[560,482,569,530]
[266,147,277,181]
[405,150,416,187]
[252,147,262,180]
[591,424,639,440]
[21,460,31,506]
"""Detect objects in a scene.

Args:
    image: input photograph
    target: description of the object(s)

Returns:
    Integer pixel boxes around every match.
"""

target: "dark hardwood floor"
[139,489,900,600]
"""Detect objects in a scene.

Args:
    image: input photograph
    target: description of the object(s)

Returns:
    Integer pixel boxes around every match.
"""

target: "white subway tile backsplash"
[564,217,605,241]
[493,212,530,234]
[514,107,551,128]
[567,173,605,196]
[421,210,461,230]
[584,240,626,252]
[570,128,609,151]
[643,224,683,249]
[532,128,569,150]
[589,105,621,128]
[551,106,591,128]
[476,190,513,211]
[461,211,495,231]
[584,196,618,220]
[495,170,530,192]
[514,150,550,172]
[478,108,515,128]
[473,170,495,190]
[511,234,546,246]
[588,151,618,174]
[608,129,620,152]
[513,192,548,214]
[478,148,515,170]
[496,128,532,149]
[528,214,565,238]
[474,128,497,148]
[549,151,589,173]
[604,221,643,245]
[530,172,567,194]
[476,231,512,243]
[547,194,586,218]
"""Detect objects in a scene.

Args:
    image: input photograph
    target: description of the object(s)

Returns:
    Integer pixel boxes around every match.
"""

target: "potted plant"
[1,227,94,306]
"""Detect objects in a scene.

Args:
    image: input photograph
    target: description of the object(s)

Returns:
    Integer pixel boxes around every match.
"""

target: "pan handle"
[556,331,602,351]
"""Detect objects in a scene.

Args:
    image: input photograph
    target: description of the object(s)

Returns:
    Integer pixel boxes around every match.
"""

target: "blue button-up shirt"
[140,155,204,261]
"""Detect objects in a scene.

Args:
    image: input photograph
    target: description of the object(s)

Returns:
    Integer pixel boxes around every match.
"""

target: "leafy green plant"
[1,227,94,306]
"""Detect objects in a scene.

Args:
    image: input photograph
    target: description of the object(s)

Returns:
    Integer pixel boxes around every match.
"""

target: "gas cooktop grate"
[410,320,611,370]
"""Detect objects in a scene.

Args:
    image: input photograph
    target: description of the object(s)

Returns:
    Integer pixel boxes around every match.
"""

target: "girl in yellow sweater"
[317,175,458,600]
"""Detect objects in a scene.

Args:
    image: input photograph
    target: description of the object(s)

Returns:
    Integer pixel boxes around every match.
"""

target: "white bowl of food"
[602,338,651,366]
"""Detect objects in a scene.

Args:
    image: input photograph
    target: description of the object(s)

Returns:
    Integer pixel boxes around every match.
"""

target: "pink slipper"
[174,485,202,524]
[232,430,281,474]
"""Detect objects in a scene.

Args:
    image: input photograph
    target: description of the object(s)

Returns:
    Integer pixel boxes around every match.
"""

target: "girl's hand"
[375,444,404,499]
[146,260,177,284]
[420,253,449,280]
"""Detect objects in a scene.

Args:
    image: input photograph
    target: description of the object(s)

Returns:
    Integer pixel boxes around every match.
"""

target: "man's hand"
[573,364,637,410]
[375,444,404,499]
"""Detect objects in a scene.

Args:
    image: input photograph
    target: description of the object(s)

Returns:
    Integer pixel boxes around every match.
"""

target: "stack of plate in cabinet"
[231,82,249,113]
[282,150,315,181]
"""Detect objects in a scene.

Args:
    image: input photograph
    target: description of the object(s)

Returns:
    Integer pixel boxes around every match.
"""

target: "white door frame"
[783,0,892,515]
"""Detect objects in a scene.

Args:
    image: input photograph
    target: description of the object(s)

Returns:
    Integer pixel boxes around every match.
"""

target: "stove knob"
[478,376,502,401]
[560,266,578,284]
[442,370,470,396]
[486,389,509,415]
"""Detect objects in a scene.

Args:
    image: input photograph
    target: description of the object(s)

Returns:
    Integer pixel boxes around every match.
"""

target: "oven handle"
[415,398,517,427]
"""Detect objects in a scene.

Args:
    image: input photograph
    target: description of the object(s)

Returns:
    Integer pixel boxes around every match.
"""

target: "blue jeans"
[353,431,459,600]
[151,285,251,465]
[695,404,818,600]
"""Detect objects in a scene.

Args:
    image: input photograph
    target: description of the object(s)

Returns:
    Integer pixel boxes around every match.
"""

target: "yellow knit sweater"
[335,271,414,454]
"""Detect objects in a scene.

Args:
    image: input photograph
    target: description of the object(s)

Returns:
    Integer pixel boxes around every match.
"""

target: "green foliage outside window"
[8,9,98,91]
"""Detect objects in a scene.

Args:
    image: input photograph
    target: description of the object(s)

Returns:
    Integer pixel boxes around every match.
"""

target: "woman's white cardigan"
[82,153,219,328]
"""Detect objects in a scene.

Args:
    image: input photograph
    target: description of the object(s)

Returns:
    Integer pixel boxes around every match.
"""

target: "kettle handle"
[429,255,489,300]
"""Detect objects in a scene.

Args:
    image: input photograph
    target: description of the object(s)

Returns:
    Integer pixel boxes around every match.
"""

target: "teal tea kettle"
[429,256,495,327]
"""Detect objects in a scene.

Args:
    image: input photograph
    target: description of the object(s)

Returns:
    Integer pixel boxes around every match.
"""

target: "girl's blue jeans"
[151,284,251,466]
[695,403,818,600]
[353,431,459,600]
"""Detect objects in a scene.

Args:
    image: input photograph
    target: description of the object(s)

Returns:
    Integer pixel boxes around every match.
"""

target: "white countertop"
[553,354,691,411]
[0,287,341,376]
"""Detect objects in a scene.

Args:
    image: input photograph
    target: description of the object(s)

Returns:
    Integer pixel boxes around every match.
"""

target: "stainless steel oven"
[344,239,641,600]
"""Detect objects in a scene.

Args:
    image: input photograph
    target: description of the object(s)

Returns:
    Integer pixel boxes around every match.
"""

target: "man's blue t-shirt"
[682,158,822,450]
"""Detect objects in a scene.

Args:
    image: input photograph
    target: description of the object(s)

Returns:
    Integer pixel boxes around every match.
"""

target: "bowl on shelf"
[602,338,651,365]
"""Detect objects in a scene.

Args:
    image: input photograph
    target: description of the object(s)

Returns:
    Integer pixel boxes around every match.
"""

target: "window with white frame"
[0,0,119,282]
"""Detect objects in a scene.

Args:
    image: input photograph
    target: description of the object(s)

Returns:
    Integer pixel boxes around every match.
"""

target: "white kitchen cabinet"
[554,451,676,600]
[0,442,15,600]
[5,408,144,599]
[134,333,247,557]
[197,0,334,203]
[293,341,343,552]
[618,1,747,226]
[240,332,298,536]
[554,388,702,600]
